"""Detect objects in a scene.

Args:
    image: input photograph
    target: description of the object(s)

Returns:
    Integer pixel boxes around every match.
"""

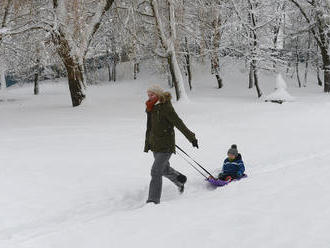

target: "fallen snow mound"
[264,74,294,103]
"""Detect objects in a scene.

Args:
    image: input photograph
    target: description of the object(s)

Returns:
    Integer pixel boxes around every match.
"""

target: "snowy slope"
[1,64,330,248]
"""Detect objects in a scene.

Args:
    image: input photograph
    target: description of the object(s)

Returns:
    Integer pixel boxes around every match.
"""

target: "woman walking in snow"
[144,85,198,204]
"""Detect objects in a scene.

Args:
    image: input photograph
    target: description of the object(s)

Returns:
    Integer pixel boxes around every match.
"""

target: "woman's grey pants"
[147,152,182,204]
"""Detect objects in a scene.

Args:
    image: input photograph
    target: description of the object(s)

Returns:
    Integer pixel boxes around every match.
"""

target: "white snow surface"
[1,64,330,248]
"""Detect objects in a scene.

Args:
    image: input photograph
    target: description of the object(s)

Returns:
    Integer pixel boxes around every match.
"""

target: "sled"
[207,174,248,187]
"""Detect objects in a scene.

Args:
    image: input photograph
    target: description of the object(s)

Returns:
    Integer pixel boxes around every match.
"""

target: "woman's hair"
[148,85,172,103]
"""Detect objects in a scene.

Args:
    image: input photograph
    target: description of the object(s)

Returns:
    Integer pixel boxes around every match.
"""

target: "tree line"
[0,0,329,107]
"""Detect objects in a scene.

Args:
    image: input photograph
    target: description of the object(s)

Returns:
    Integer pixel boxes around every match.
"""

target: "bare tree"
[230,0,271,97]
[49,0,115,106]
[0,0,115,106]
[288,0,330,92]
[149,0,188,101]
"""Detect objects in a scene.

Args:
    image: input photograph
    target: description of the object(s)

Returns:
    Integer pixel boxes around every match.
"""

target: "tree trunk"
[64,61,85,106]
[107,50,112,82]
[295,58,302,88]
[112,61,117,82]
[211,9,223,89]
[211,60,215,74]
[0,65,6,90]
[250,60,262,97]
[167,49,187,101]
[320,47,330,92]
[184,37,192,90]
[286,62,291,77]
[34,72,39,95]
[304,60,309,87]
[315,8,330,92]
[304,32,311,87]
[167,63,173,87]
[247,0,261,97]
[211,56,223,89]
[253,66,262,98]
[295,37,302,88]
[34,59,40,95]
[108,63,112,82]
[134,62,139,80]
[324,68,330,92]
[317,66,323,86]
[215,74,222,89]
[150,0,187,101]
[53,33,85,107]
[315,44,323,86]
[167,54,180,100]
[249,64,254,88]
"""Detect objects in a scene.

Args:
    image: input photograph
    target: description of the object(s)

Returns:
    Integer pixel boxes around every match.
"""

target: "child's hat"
[227,144,238,156]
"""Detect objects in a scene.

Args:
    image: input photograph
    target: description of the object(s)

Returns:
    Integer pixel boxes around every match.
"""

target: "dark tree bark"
[215,74,222,89]
[65,61,85,106]
[112,61,117,82]
[252,61,262,98]
[184,37,192,90]
[107,51,118,82]
[34,72,39,95]
[295,60,302,88]
[304,59,309,87]
[167,63,173,88]
[108,63,115,82]
[249,64,254,89]
[211,56,223,89]
[320,46,330,92]
[324,68,330,92]
[317,66,323,86]
[167,53,180,100]
[53,31,85,107]
[34,60,40,95]
[107,50,111,82]
[108,63,112,82]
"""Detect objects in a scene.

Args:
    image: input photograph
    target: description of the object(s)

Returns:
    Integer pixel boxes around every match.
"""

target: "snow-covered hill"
[1,64,330,248]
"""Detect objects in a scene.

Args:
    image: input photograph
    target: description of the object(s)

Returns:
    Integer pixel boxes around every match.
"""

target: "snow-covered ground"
[1,63,330,248]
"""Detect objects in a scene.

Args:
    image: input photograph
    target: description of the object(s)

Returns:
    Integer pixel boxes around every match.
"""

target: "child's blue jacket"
[222,154,245,176]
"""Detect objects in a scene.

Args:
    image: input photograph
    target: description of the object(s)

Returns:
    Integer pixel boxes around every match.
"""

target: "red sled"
[207,174,248,187]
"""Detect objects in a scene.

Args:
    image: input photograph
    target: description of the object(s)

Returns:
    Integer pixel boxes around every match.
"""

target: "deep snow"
[1,63,330,248]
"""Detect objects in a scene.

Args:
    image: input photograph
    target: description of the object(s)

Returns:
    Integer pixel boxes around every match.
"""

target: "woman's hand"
[192,139,199,148]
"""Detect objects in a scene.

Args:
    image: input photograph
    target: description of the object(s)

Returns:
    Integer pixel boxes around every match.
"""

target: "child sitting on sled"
[217,144,245,181]
[208,144,245,184]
